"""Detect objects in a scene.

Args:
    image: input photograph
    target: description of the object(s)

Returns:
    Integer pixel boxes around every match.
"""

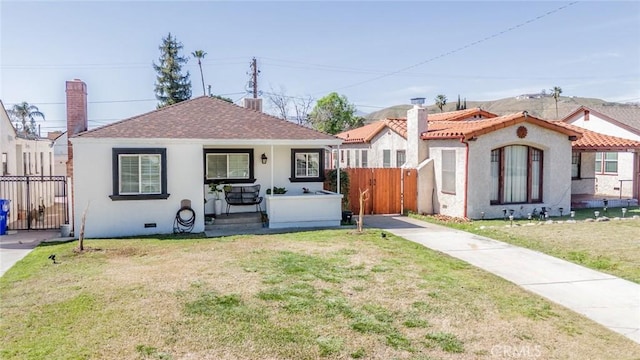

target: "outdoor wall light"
[261,153,268,164]
[622,208,627,218]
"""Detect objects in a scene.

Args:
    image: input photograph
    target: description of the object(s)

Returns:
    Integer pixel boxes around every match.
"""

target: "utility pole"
[247,57,260,98]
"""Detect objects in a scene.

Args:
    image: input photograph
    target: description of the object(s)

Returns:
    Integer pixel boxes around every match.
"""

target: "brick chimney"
[405,97,428,167]
[66,79,88,179]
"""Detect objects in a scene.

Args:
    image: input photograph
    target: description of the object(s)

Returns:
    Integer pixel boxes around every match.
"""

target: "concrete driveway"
[364,215,640,344]
[0,230,63,277]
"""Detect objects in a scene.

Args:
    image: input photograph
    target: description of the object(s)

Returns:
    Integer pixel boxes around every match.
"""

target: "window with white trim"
[111,148,168,200]
[595,152,618,174]
[396,150,406,167]
[2,153,7,175]
[383,150,391,168]
[361,150,368,168]
[441,150,456,194]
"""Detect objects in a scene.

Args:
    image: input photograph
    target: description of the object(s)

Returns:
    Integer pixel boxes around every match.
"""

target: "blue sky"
[1,1,639,133]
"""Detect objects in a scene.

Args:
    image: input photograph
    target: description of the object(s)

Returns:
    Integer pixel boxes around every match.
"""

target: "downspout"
[462,138,470,219]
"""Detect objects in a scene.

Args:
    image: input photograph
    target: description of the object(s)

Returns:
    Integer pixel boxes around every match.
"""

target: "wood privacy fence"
[325,168,417,215]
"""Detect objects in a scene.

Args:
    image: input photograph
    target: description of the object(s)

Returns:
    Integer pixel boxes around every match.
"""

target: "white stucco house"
[561,105,640,200]
[335,108,497,168]
[68,93,344,238]
[1,100,55,177]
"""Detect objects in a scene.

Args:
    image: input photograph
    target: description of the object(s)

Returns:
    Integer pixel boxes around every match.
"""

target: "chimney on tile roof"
[66,79,88,179]
[405,98,428,167]
[242,98,263,112]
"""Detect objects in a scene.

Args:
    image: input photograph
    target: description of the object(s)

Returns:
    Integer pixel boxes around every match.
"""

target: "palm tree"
[551,86,562,119]
[191,50,207,96]
[435,94,447,113]
[9,102,45,135]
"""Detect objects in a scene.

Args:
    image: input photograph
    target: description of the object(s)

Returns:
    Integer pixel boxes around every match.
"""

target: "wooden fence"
[326,168,417,215]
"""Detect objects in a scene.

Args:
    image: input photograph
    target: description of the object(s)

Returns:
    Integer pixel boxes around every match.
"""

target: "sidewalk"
[364,215,640,344]
[0,230,64,277]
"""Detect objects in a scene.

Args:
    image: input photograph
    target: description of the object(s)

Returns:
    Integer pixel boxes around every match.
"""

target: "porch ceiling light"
[261,153,268,164]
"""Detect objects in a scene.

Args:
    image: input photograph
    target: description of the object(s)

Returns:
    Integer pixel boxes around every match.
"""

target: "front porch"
[571,194,639,209]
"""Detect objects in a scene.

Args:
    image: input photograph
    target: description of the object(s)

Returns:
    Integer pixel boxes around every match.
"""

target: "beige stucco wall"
[571,152,596,194]
[430,123,573,219]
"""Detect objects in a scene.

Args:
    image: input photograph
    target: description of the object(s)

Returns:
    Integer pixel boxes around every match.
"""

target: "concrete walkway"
[364,215,640,344]
[0,230,63,277]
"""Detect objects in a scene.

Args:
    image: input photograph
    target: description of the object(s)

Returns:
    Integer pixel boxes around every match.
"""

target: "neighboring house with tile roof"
[355,102,640,219]
[336,108,497,169]
[560,105,640,199]
[68,81,343,238]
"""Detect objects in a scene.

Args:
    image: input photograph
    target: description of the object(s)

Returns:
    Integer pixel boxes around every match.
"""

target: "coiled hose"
[173,206,195,233]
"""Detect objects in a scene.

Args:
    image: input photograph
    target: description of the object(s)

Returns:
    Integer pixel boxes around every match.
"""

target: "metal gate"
[0,176,68,230]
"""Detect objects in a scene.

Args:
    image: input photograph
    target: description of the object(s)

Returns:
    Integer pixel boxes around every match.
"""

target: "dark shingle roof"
[76,96,339,142]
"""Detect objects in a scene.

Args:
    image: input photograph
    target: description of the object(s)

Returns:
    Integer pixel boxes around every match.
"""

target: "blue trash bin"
[0,199,10,235]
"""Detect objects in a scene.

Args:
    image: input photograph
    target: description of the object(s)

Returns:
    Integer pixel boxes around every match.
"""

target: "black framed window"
[110,148,168,201]
[204,149,255,184]
[290,149,325,182]
[571,151,581,179]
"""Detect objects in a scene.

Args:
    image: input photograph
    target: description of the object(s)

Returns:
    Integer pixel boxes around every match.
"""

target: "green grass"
[410,208,640,283]
[1,230,639,359]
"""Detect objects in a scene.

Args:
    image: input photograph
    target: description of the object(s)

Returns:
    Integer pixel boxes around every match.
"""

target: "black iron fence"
[0,176,68,230]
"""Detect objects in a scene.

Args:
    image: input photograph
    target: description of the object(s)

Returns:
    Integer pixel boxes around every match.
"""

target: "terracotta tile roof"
[561,105,640,137]
[75,96,339,142]
[337,108,497,144]
[423,112,583,141]
[553,121,640,150]
[428,108,497,121]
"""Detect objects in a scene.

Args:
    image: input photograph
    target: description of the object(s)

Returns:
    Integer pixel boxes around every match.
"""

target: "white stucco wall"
[429,140,467,217]
[463,123,573,219]
[571,152,596,194]
[71,140,335,238]
[0,109,17,175]
[52,132,68,177]
[566,113,640,140]
[429,123,571,219]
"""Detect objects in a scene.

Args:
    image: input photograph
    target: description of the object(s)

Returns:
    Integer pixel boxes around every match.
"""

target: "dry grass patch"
[1,229,639,359]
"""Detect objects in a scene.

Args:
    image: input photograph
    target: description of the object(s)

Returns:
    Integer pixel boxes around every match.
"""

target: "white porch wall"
[466,124,572,219]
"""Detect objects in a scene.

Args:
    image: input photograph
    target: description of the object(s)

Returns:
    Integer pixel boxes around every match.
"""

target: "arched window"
[490,145,543,204]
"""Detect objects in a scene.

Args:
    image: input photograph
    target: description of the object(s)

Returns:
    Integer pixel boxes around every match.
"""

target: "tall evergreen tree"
[456,94,461,110]
[153,33,191,108]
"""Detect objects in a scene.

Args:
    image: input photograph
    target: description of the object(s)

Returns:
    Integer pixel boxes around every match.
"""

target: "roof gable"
[76,96,339,142]
[423,112,582,141]
[561,105,640,137]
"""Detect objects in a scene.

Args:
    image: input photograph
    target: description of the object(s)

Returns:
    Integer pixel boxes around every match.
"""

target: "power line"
[3,92,246,107]
[317,1,579,95]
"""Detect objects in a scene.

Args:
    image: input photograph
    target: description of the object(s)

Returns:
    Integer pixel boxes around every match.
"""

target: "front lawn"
[411,208,640,283]
[1,230,638,359]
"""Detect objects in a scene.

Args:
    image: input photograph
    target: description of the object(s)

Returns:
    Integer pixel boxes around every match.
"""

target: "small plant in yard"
[424,332,464,353]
